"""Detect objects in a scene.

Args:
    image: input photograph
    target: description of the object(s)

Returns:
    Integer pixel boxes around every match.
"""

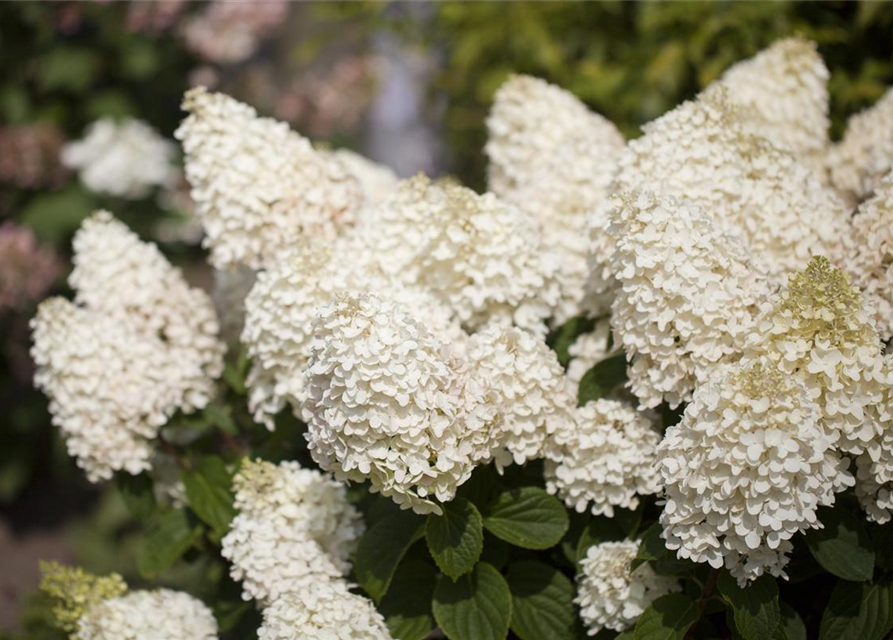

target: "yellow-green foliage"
[38,561,127,637]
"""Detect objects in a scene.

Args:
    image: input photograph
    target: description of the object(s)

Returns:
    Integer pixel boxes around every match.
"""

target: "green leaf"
[20,186,96,244]
[578,354,628,406]
[37,46,99,92]
[182,456,236,540]
[819,577,893,640]
[426,498,484,580]
[214,600,253,633]
[632,593,699,640]
[805,507,875,582]
[577,516,624,564]
[869,523,893,572]
[548,315,597,367]
[379,560,437,640]
[136,509,203,579]
[776,602,806,640]
[204,403,239,436]
[484,487,569,550]
[356,510,424,602]
[116,473,156,523]
[716,571,780,640]
[506,561,575,640]
[432,562,512,640]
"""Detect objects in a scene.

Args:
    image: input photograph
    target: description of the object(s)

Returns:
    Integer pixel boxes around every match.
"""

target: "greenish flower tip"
[38,560,127,637]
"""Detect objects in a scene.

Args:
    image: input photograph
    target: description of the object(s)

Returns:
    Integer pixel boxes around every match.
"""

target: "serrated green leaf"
[484,487,569,550]
[819,577,893,640]
[805,507,875,581]
[379,560,437,640]
[432,562,512,640]
[426,497,483,580]
[356,510,424,602]
[116,473,156,523]
[182,456,236,540]
[136,509,203,579]
[507,561,575,640]
[578,354,628,406]
[716,571,780,640]
[632,593,699,640]
[776,602,806,640]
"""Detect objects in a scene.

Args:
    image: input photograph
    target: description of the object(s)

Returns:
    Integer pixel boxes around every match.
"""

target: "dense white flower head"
[854,355,893,523]
[77,589,218,640]
[658,359,847,586]
[609,191,769,409]
[566,320,612,385]
[616,88,849,283]
[176,87,362,269]
[827,86,893,202]
[468,323,575,469]
[303,292,496,514]
[485,75,625,321]
[717,37,830,170]
[258,580,392,640]
[844,177,893,340]
[576,540,680,635]
[221,459,364,604]
[744,256,889,455]
[31,213,224,482]
[62,118,176,199]
[545,399,661,517]
[356,175,563,335]
[325,148,399,208]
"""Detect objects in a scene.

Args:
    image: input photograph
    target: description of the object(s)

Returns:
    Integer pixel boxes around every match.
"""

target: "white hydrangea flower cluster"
[221,458,364,604]
[827,86,893,202]
[356,174,563,335]
[545,399,661,517]
[77,589,218,640]
[609,191,769,409]
[176,87,362,269]
[486,75,625,321]
[31,212,224,482]
[854,354,893,524]
[717,37,830,171]
[576,540,680,635]
[325,148,399,209]
[845,176,893,340]
[62,118,176,199]
[258,580,392,640]
[566,320,612,385]
[658,359,847,586]
[744,256,889,456]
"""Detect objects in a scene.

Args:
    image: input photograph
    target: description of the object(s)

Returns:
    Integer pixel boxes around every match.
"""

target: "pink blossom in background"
[126,0,188,34]
[181,0,288,65]
[0,124,68,189]
[0,222,62,313]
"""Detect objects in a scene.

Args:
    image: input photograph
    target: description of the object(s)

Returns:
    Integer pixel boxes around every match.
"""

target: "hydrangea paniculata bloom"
[325,148,398,209]
[657,360,846,585]
[77,589,218,640]
[609,191,769,409]
[854,354,893,523]
[221,459,364,604]
[545,399,661,517]
[39,562,127,637]
[176,87,361,269]
[62,118,176,198]
[576,540,680,635]
[181,0,287,64]
[566,321,612,385]
[258,580,392,640]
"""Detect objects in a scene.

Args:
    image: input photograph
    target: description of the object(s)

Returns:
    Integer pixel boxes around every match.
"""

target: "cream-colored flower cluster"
[565,320,612,385]
[221,459,364,604]
[545,399,661,517]
[31,212,224,481]
[576,540,680,635]
[854,354,893,524]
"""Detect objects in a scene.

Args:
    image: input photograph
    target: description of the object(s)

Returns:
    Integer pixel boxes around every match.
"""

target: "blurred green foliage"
[388,0,893,190]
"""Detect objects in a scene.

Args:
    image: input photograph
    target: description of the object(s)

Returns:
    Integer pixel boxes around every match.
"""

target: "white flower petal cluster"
[325,148,399,209]
[356,174,563,335]
[176,87,362,269]
[258,580,392,640]
[221,459,364,604]
[827,86,893,202]
[576,540,680,635]
[658,359,847,586]
[717,37,830,171]
[77,589,217,640]
[31,213,224,482]
[609,191,769,409]
[854,355,893,523]
[566,320,612,385]
[303,292,496,514]
[616,87,849,283]
[545,399,661,517]
[468,323,575,469]
[62,118,176,199]
[845,177,893,340]
[744,256,889,456]
[486,75,625,321]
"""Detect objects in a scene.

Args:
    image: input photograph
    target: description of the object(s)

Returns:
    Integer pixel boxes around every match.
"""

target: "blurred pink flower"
[0,222,62,313]
[126,0,188,33]
[182,0,288,64]
[0,124,68,189]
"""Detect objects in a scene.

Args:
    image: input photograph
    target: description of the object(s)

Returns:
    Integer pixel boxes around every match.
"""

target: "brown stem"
[160,439,189,470]
[219,430,247,457]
